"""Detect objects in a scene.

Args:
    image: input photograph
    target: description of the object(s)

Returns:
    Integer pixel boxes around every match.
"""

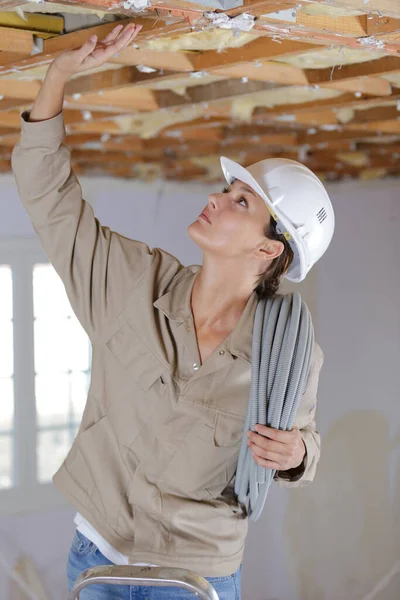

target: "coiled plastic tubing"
[234,292,314,522]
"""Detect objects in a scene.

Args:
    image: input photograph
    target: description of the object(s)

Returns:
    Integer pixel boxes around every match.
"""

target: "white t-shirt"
[74,512,158,567]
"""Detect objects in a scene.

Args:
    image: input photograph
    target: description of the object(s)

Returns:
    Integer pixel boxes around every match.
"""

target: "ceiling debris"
[1,0,400,182]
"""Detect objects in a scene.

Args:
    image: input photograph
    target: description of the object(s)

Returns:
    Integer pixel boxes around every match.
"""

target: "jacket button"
[219,350,225,355]
[193,363,199,370]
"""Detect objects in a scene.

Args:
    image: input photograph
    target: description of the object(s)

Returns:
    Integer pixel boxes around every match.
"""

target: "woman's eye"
[238,197,248,207]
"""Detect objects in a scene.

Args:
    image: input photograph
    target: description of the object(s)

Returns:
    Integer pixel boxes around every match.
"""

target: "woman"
[11,23,332,600]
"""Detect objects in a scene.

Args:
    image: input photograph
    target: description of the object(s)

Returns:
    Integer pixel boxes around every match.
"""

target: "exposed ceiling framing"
[1,0,400,182]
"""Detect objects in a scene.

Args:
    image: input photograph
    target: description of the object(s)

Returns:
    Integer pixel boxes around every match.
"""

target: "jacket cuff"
[273,431,314,487]
[19,110,65,150]
[276,440,308,483]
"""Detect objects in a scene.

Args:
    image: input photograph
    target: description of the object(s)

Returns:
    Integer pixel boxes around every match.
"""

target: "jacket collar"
[153,266,258,363]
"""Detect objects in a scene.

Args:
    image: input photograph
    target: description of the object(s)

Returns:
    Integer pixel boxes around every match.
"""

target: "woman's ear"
[256,240,285,260]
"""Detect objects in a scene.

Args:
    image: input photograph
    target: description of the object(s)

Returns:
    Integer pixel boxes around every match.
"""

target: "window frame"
[0,237,79,515]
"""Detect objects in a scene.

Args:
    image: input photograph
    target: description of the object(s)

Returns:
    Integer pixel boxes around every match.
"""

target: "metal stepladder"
[67,565,220,599]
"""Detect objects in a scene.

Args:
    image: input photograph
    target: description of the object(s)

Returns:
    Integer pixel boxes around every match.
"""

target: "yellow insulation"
[359,168,388,180]
[231,86,343,121]
[274,47,386,69]
[113,104,205,138]
[337,151,369,167]
[139,29,257,53]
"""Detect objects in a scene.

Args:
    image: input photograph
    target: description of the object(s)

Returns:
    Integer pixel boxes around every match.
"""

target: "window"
[0,265,14,490]
[0,238,91,514]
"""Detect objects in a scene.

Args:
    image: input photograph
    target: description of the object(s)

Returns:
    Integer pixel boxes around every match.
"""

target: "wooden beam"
[345,118,400,133]
[321,77,392,97]
[191,38,321,72]
[0,79,41,100]
[64,66,183,97]
[254,19,400,55]
[154,80,280,110]
[42,17,190,56]
[366,16,400,36]
[209,60,308,86]
[66,86,158,111]
[0,51,33,67]
[108,47,195,71]
[295,12,368,37]
[299,1,400,20]
[306,56,400,84]
[0,27,35,53]
[0,16,190,76]
[258,9,369,37]
[0,10,63,33]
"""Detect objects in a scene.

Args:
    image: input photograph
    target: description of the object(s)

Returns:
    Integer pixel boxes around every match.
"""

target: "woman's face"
[188,178,273,260]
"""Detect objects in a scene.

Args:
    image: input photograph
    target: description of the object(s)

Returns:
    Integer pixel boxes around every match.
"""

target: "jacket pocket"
[159,410,243,500]
[106,320,168,395]
[196,411,244,447]
[66,415,128,526]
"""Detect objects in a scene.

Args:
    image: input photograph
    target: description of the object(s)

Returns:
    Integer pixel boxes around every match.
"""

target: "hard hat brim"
[219,156,306,282]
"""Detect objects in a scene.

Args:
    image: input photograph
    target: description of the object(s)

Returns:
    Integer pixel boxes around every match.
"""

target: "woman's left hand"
[247,424,306,471]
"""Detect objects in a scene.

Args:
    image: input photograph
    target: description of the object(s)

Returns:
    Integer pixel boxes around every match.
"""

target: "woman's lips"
[200,212,211,223]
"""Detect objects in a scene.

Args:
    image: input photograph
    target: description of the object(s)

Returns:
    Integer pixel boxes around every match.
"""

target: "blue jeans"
[67,529,242,600]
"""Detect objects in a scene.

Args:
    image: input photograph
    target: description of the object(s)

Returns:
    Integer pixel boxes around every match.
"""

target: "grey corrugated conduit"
[234,292,314,522]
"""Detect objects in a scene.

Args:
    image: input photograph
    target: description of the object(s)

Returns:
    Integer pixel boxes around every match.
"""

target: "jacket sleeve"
[11,110,154,342]
[273,341,324,488]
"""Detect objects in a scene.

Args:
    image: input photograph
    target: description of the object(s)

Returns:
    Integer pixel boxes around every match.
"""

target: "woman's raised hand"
[50,23,142,80]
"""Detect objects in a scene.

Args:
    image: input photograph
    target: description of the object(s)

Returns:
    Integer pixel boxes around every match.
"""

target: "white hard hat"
[220,156,335,282]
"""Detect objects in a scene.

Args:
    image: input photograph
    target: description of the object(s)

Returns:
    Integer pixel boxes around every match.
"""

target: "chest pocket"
[106,320,168,395]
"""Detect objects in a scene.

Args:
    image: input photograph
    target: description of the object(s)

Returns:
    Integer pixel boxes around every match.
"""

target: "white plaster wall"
[0,172,399,600]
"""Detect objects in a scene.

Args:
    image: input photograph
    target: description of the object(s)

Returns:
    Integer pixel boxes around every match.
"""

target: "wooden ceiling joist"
[1,0,400,182]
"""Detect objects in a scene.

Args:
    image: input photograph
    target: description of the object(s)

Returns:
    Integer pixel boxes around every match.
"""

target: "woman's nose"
[207,192,221,208]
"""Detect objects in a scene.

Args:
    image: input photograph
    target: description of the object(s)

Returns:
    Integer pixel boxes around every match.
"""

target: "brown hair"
[254,216,294,299]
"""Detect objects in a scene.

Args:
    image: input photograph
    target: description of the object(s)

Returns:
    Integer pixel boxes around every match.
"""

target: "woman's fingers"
[95,24,141,60]
[99,23,124,45]
[76,34,98,61]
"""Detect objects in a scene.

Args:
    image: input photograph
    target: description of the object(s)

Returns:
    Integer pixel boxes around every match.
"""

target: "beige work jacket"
[11,111,324,577]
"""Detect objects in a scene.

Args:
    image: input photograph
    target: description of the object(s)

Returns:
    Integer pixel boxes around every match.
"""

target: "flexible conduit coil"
[234,292,314,522]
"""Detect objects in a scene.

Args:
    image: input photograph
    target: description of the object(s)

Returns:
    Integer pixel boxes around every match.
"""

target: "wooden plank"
[254,19,400,55]
[226,1,299,18]
[0,17,191,75]
[66,86,158,110]
[0,79,41,100]
[296,12,368,37]
[0,26,34,53]
[108,47,195,71]
[0,96,30,110]
[42,17,190,55]
[0,51,32,66]
[260,11,369,37]
[64,66,183,96]
[191,38,321,71]
[345,118,400,132]
[306,56,400,84]
[321,77,392,96]
[209,60,308,86]
[0,111,22,128]
[0,10,63,33]
[299,1,400,20]
[351,105,400,122]
[366,16,400,36]
[154,80,280,110]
